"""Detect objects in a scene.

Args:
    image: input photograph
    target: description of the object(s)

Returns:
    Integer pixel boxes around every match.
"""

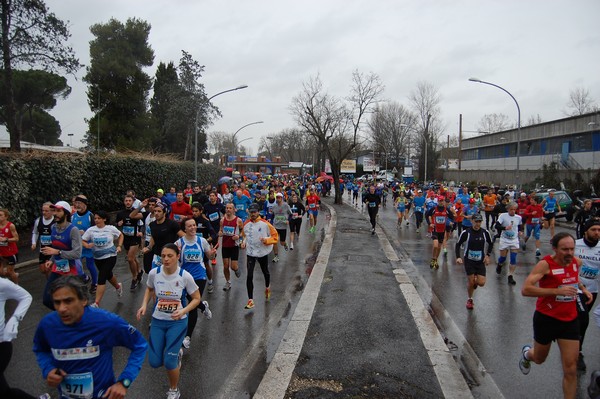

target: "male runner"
[116,195,143,290]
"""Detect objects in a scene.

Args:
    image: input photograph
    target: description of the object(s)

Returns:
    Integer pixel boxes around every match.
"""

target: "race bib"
[60,372,94,399]
[92,237,109,247]
[173,214,182,221]
[275,215,287,222]
[556,283,577,302]
[40,235,52,246]
[580,265,599,280]
[223,226,235,236]
[292,213,299,219]
[54,259,70,273]
[236,204,244,211]
[503,229,516,239]
[531,218,540,224]
[184,249,202,263]
[309,203,316,209]
[123,226,135,236]
[467,250,483,261]
[209,212,219,221]
[415,206,423,213]
[156,299,181,314]
[435,216,446,224]
[369,202,376,208]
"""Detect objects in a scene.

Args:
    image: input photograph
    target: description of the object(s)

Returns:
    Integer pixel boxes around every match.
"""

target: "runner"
[495,202,523,285]
[271,192,292,262]
[395,191,407,228]
[288,193,305,249]
[523,195,544,257]
[191,203,217,293]
[35,276,148,399]
[363,185,381,235]
[574,218,600,371]
[81,210,124,308]
[519,232,592,399]
[232,189,253,222]
[426,197,450,269]
[574,199,596,240]
[483,190,498,231]
[31,202,56,277]
[170,192,192,222]
[142,203,183,270]
[72,195,98,293]
[240,203,278,310]
[1,278,39,399]
[305,189,321,234]
[413,189,426,232]
[455,213,494,310]
[0,208,19,284]
[40,201,84,310]
[219,203,243,292]
[137,244,200,399]
[541,189,561,237]
[116,195,143,291]
[130,197,158,274]
[176,218,216,349]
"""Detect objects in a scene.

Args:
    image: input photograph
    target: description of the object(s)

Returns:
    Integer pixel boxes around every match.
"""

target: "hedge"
[0,152,222,229]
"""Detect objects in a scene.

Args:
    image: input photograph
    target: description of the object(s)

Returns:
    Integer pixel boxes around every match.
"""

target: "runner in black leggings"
[363,185,381,235]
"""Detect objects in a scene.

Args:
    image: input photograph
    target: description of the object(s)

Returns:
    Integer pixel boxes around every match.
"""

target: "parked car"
[534,189,575,221]
[572,189,600,215]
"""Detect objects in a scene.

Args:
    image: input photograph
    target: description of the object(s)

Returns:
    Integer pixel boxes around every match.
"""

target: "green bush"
[0,152,221,228]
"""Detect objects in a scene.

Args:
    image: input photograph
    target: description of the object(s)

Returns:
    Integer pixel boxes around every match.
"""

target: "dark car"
[534,190,575,222]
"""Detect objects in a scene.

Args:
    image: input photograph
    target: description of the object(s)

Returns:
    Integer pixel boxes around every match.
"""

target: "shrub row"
[0,152,221,229]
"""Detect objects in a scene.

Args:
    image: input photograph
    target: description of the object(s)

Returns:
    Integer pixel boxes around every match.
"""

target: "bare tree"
[368,102,417,170]
[476,113,510,133]
[409,81,443,181]
[290,70,384,204]
[258,128,317,163]
[565,87,598,116]
[525,114,543,127]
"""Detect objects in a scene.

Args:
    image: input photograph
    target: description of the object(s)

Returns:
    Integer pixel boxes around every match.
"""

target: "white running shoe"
[519,345,532,375]
[167,388,181,399]
[202,301,212,319]
[116,283,123,297]
[182,336,191,349]
[223,281,231,291]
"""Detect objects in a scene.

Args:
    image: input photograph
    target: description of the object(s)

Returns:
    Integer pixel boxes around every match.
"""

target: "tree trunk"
[330,160,343,204]
[1,0,21,151]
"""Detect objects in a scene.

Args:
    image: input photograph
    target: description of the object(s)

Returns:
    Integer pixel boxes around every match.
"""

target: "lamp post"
[401,119,430,183]
[469,78,521,189]
[67,133,74,147]
[230,121,264,167]
[195,84,248,181]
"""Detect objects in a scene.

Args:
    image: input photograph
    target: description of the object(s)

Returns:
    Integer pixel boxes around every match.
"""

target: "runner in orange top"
[483,191,498,231]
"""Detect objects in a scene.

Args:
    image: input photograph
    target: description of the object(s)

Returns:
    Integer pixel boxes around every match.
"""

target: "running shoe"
[535,249,541,257]
[245,299,255,309]
[519,345,532,375]
[290,242,294,250]
[272,255,279,263]
[406,221,409,226]
[116,283,123,297]
[178,348,183,369]
[90,284,97,294]
[496,263,502,275]
[223,281,231,291]
[182,336,191,349]
[83,274,91,284]
[578,352,587,371]
[167,388,181,399]
[207,282,214,294]
[202,301,212,319]
[39,394,51,399]
[433,260,439,270]
[371,228,375,235]
[284,243,289,251]
[136,270,143,284]
[430,259,435,269]
[508,275,516,285]
[265,287,271,301]
[466,298,474,310]
[234,268,241,278]
[130,280,138,291]
[588,370,600,398]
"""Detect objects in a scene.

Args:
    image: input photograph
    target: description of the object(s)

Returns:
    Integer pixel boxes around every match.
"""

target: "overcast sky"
[5,0,599,154]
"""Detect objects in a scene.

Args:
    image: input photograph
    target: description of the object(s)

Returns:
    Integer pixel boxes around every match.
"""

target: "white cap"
[275,192,283,197]
[50,200,72,213]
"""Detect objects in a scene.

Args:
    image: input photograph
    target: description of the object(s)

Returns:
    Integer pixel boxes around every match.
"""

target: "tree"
[290,71,384,204]
[409,81,443,181]
[0,68,70,145]
[1,0,80,151]
[525,114,543,127]
[83,18,154,150]
[258,128,317,163]
[476,113,510,133]
[565,87,598,116]
[368,102,417,170]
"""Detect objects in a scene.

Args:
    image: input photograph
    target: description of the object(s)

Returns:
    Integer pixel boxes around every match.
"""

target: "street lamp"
[400,121,430,182]
[194,84,248,181]
[230,121,264,167]
[67,133,74,147]
[469,78,521,189]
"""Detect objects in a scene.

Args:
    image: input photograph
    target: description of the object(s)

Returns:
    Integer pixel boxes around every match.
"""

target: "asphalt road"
[361,198,600,399]
[6,214,326,399]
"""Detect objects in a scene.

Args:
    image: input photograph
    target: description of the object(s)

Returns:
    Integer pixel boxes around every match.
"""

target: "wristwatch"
[119,378,131,389]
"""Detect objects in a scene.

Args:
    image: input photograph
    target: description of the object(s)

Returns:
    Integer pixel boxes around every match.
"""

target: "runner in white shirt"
[495,202,523,285]
[137,243,200,399]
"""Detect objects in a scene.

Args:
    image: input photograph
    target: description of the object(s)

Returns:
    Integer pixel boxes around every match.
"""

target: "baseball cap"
[275,192,284,198]
[50,201,72,213]
[157,188,164,194]
[520,192,527,197]
[248,203,260,212]
[472,213,483,222]
[437,196,445,201]
[417,189,423,193]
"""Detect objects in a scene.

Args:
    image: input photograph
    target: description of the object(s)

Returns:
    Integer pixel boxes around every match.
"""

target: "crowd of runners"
[1,174,600,398]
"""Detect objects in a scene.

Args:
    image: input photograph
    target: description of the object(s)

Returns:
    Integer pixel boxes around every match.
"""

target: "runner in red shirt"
[305,190,321,234]
[0,208,19,283]
[426,197,449,269]
[170,192,193,222]
[523,195,544,257]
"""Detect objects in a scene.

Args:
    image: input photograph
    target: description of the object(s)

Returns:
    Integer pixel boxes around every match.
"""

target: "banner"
[363,158,375,172]
[324,159,332,173]
[340,159,356,173]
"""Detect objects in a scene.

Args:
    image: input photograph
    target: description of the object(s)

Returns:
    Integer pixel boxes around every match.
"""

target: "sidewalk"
[256,197,472,398]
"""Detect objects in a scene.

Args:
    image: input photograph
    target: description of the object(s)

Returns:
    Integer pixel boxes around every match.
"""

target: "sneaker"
[116,283,123,297]
[182,336,191,349]
[207,282,214,294]
[223,281,231,291]
[130,280,138,291]
[272,255,279,263]
[406,221,409,226]
[430,259,435,269]
[588,370,600,398]
[283,243,289,251]
[39,394,52,399]
[371,228,375,235]
[167,387,181,399]
[578,352,587,371]
[83,274,91,284]
[522,243,527,251]
[496,263,502,275]
[519,345,532,375]
[508,275,516,285]
[177,348,183,369]
[466,298,474,310]
[136,270,143,284]
[535,249,541,257]
[244,299,255,309]
[290,242,294,250]
[202,301,212,319]
[433,260,439,270]
[443,248,448,257]
[90,284,97,294]
[234,268,241,278]
[265,287,271,301]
